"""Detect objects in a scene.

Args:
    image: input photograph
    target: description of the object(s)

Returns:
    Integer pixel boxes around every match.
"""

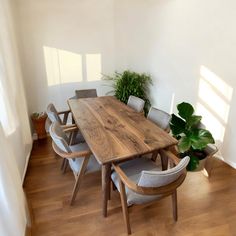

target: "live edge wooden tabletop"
[68,96,177,165]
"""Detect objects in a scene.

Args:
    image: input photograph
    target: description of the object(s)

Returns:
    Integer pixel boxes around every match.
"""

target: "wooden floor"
[24,138,236,236]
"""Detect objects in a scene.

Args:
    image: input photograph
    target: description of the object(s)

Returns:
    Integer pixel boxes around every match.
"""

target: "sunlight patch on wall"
[198,79,230,123]
[196,66,233,143]
[58,50,83,84]
[44,47,103,85]
[200,66,233,101]
[86,54,102,82]
[44,46,82,86]
[197,102,226,142]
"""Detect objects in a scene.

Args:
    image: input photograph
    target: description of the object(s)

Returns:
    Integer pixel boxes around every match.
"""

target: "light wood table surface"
[68,96,177,217]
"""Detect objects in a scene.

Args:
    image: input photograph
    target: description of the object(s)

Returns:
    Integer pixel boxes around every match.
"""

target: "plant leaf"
[186,115,202,129]
[169,114,186,136]
[178,136,192,153]
[177,102,194,120]
[187,155,200,171]
[190,129,215,150]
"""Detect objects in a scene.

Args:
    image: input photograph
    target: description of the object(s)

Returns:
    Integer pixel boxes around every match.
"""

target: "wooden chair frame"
[112,149,187,235]
[52,127,92,205]
[57,109,71,125]
[58,125,80,173]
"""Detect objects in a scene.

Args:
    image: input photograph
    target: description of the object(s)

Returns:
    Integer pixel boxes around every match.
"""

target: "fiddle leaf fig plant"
[170,102,215,170]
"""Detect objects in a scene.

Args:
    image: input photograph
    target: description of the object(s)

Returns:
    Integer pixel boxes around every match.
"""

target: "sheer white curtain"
[0,124,28,236]
[0,0,32,177]
[0,0,32,235]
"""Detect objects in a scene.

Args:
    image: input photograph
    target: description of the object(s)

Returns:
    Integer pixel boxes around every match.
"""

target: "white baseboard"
[223,159,236,169]
[216,154,236,169]
[32,132,50,140]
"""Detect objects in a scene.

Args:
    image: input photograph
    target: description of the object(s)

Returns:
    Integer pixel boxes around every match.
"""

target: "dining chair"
[49,122,100,205]
[127,95,145,113]
[47,102,84,150]
[69,89,98,100]
[46,103,71,125]
[111,150,190,234]
[147,107,171,132]
[75,89,97,98]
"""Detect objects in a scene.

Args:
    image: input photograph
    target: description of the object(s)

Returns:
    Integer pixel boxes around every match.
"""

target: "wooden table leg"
[102,163,111,217]
[160,149,169,170]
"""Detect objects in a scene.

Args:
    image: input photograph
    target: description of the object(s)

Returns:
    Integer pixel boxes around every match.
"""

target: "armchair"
[111,150,190,234]
[49,122,100,205]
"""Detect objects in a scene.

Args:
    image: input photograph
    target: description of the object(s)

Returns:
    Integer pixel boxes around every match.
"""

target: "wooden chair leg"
[62,159,69,174]
[112,180,117,191]
[172,189,178,221]
[69,130,78,145]
[160,152,168,170]
[61,158,66,170]
[70,157,89,205]
[119,179,131,235]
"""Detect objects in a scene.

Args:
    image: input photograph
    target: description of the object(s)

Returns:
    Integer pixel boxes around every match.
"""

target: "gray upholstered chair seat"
[111,154,189,234]
[111,158,163,206]
[111,156,190,206]
[69,143,100,173]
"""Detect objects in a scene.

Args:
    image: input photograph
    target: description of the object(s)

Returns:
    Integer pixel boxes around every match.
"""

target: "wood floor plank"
[24,138,236,235]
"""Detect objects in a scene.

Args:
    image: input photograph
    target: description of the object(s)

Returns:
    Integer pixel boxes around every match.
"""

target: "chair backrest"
[75,89,97,99]
[147,107,171,131]
[46,103,62,124]
[49,122,71,153]
[127,95,145,113]
[138,156,190,188]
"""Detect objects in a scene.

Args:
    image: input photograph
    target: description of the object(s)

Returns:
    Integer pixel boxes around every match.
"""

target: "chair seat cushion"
[69,143,100,174]
[111,158,163,206]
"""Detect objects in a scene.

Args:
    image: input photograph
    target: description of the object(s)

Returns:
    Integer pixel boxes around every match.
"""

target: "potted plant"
[31,112,48,139]
[103,70,152,115]
[169,102,216,171]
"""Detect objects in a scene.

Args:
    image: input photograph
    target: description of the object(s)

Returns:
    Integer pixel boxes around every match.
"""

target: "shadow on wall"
[196,65,234,157]
[43,46,102,86]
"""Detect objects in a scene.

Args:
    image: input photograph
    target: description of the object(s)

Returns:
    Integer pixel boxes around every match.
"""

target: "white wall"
[114,0,236,167]
[17,0,115,113]
[16,0,236,167]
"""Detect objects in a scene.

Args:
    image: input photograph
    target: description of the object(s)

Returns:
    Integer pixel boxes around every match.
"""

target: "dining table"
[68,96,178,217]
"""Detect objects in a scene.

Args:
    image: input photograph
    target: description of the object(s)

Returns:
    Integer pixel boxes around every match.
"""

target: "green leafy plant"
[170,102,215,170]
[31,112,46,120]
[103,70,152,115]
